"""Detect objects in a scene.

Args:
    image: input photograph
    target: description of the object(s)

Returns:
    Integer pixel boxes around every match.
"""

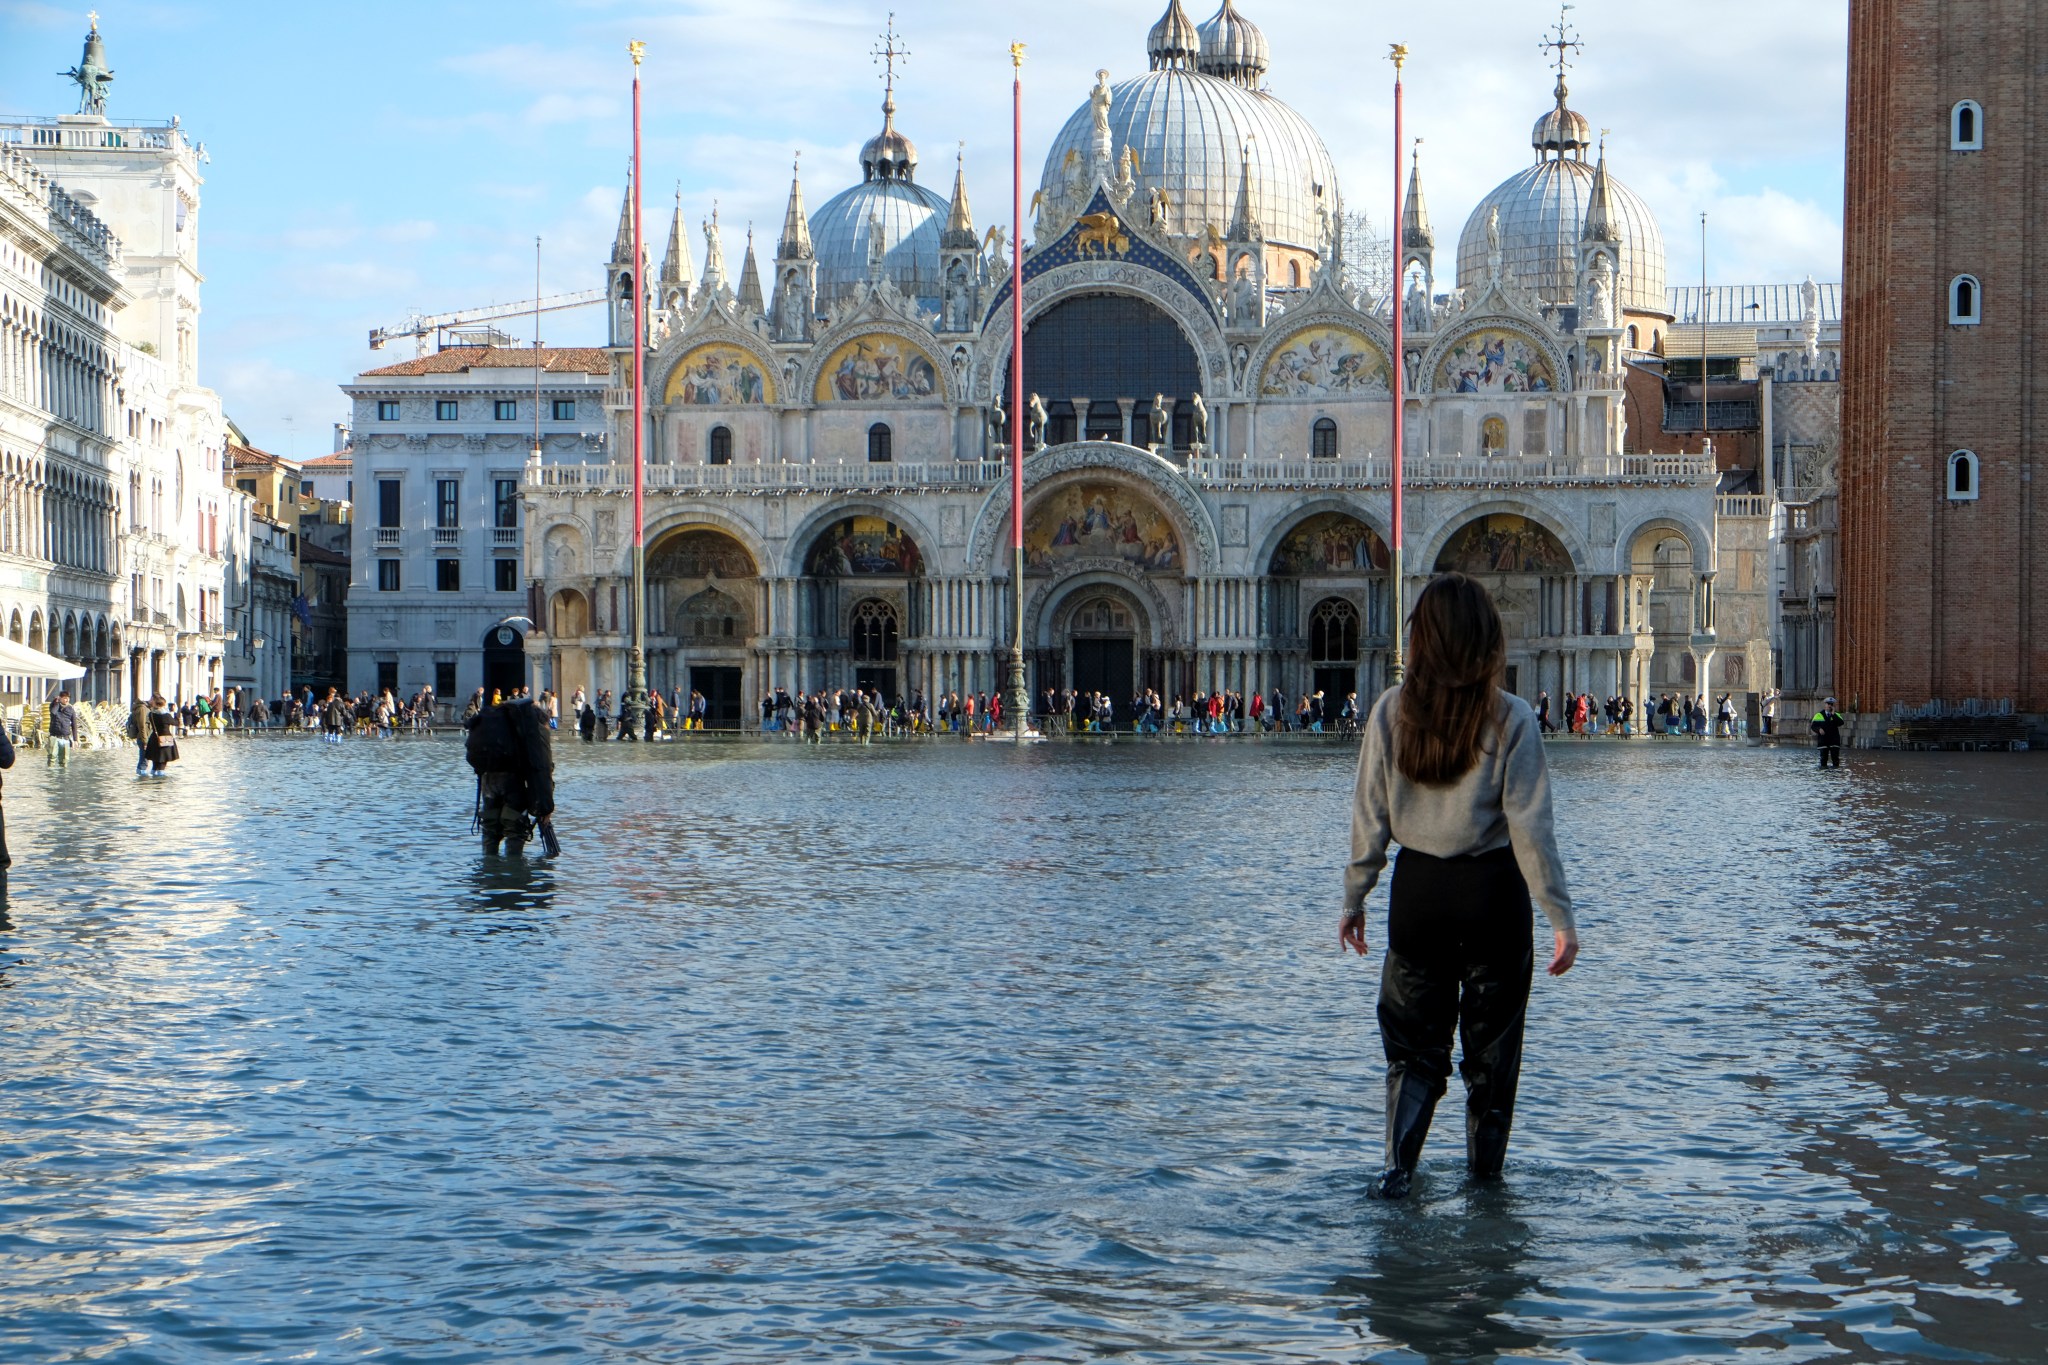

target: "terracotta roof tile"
[358,345,612,378]
[302,451,353,468]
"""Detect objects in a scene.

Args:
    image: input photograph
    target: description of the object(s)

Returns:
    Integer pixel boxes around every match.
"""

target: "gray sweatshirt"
[1344,685,1576,935]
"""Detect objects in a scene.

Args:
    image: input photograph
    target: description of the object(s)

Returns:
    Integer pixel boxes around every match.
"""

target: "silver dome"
[1197,0,1268,88]
[1040,68,1338,252]
[1456,156,1666,315]
[809,176,948,313]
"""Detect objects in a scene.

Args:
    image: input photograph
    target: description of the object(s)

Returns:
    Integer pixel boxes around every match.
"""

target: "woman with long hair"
[1341,573,1579,1199]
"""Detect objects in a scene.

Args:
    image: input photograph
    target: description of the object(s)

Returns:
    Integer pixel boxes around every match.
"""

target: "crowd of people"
[1535,690,1751,738]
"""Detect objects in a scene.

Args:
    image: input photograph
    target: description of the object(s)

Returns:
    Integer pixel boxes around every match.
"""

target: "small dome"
[860,97,918,183]
[1147,0,1200,71]
[1457,155,1666,314]
[1532,97,1592,156]
[1197,0,1268,88]
[809,177,947,313]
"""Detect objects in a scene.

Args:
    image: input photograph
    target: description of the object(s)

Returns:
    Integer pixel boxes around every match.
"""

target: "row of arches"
[1,604,122,702]
[0,450,117,572]
[0,289,116,437]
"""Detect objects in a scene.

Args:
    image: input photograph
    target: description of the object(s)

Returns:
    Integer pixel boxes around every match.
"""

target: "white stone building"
[2,18,236,706]
[339,347,611,699]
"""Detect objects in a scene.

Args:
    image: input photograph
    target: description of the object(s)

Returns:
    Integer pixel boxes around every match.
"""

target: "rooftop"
[357,345,611,378]
[1666,283,1840,326]
[302,451,352,470]
[226,440,299,474]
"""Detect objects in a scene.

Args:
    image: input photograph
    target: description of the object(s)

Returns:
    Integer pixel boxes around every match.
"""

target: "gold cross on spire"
[86,9,98,29]
[1541,4,1581,82]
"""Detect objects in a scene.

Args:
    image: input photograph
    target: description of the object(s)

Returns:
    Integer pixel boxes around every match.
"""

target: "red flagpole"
[625,39,649,732]
[1005,41,1028,732]
[1388,44,1408,686]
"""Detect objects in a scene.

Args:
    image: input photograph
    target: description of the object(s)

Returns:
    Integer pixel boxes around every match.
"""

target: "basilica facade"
[523,1,1770,724]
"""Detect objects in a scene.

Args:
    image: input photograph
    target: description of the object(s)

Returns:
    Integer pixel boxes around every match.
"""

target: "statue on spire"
[62,12,114,116]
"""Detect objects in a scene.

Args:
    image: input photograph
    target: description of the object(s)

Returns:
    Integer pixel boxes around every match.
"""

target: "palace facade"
[523,2,1773,724]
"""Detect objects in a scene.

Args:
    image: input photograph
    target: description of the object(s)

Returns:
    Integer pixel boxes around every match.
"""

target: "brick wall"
[1840,0,2046,716]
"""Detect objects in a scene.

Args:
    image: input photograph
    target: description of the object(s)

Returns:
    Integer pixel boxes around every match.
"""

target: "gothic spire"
[1403,142,1433,250]
[1581,136,1621,243]
[737,226,765,313]
[777,155,814,261]
[609,177,635,266]
[1227,137,1261,241]
[661,185,694,287]
[941,145,976,249]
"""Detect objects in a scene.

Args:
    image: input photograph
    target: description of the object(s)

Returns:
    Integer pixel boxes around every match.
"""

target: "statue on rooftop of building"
[62,13,114,116]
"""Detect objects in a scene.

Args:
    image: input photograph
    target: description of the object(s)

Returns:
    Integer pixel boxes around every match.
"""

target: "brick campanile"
[1840,0,2046,723]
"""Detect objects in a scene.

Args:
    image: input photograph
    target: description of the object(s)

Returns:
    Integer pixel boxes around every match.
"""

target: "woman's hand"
[1340,907,1369,957]
[1548,929,1578,976]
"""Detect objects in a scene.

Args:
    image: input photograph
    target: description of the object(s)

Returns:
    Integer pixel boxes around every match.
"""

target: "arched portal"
[647,526,761,727]
[1630,526,1699,694]
[1435,512,1579,700]
[1057,586,1148,720]
[1267,509,1389,702]
[1003,293,1201,449]
[548,588,592,701]
[800,514,923,703]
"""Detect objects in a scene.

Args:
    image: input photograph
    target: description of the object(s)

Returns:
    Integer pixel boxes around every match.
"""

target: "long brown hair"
[1396,572,1506,784]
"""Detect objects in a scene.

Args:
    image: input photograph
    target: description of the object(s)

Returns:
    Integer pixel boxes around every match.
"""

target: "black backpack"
[465,704,520,775]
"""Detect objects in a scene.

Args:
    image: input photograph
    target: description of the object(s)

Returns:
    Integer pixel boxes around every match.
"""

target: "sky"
[0,0,1849,458]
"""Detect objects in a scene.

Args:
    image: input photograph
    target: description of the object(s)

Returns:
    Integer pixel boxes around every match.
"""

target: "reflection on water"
[0,736,2042,1363]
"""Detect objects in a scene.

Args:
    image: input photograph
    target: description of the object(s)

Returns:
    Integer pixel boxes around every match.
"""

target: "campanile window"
[1951,99,1983,150]
[1947,450,1980,502]
[1950,274,1981,325]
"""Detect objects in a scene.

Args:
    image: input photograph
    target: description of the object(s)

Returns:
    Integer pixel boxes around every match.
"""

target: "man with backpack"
[465,692,556,856]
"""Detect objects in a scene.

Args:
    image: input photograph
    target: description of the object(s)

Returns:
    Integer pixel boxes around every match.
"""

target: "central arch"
[646,525,760,727]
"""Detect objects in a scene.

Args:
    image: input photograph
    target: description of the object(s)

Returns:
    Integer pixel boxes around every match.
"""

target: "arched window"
[707,425,732,465]
[867,422,892,463]
[1287,260,1302,288]
[1627,324,1639,349]
[1311,417,1339,459]
[1651,329,1662,353]
[1951,99,1983,150]
[1309,598,1360,662]
[1950,274,1981,325]
[1947,449,1980,501]
[850,599,899,661]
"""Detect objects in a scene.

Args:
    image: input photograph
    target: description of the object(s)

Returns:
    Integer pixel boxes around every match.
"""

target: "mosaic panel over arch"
[647,528,758,579]
[1436,328,1555,394]
[805,516,924,576]
[1260,326,1389,397]
[1269,512,1389,576]
[1435,514,1574,575]
[665,343,775,405]
[813,335,940,403]
[1025,482,1182,573]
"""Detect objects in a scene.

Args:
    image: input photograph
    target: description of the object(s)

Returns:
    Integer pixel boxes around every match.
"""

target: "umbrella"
[0,636,86,681]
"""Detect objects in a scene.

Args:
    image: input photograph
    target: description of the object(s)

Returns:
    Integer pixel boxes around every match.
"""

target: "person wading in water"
[1340,572,1579,1199]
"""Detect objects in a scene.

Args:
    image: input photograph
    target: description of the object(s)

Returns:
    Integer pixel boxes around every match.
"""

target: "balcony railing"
[374,527,400,548]
[492,527,519,548]
[1187,453,1718,487]
[529,460,1008,492]
[1715,495,1771,518]
[432,527,460,547]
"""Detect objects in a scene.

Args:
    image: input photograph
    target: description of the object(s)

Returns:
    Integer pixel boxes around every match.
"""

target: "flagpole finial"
[1010,41,1026,70]
[628,39,645,67]
[1389,43,1407,72]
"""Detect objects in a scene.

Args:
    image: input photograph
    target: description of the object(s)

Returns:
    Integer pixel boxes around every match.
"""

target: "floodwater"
[1,732,2043,1364]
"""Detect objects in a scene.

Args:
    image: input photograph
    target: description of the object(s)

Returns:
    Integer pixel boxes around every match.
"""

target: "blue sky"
[1,1,1848,458]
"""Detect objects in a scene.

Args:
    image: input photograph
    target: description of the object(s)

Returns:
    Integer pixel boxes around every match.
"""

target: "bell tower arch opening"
[1002,293,1202,449]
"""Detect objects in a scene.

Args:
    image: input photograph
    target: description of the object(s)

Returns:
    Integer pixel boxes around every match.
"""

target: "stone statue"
[1585,255,1614,328]
[866,212,887,280]
[1090,69,1113,150]
[1404,350,1421,390]
[777,271,805,339]
[1800,274,1822,366]
[1231,343,1250,389]
[1485,206,1503,277]
[1148,394,1169,446]
[1026,392,1049,450]
[1404,277,1431,332]
[63,18,114,117]
[989,397,1007,447]
[1189,392,1209,450]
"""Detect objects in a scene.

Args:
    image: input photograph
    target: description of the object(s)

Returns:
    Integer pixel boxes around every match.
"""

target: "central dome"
[1039,5,1337,254]
[810,80,947,314]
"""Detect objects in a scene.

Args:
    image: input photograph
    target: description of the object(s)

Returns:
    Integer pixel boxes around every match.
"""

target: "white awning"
[0,637,87,681]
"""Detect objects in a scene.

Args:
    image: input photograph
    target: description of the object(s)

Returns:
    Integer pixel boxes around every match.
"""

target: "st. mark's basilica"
[522,1,1769,724]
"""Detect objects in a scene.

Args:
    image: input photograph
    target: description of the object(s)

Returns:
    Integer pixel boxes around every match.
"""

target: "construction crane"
[369,289,607,358]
